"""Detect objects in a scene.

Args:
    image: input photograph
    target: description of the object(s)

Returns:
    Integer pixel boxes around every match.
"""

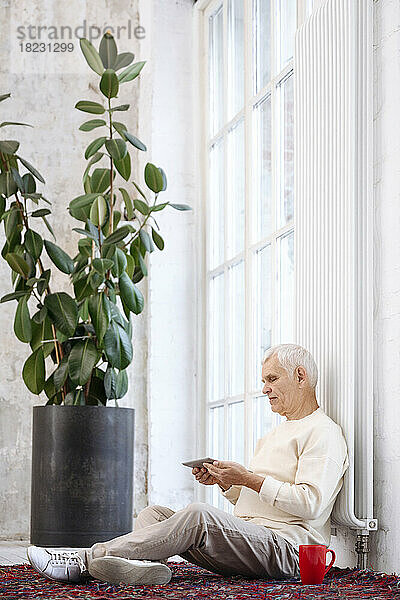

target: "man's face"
[261,354,301,418]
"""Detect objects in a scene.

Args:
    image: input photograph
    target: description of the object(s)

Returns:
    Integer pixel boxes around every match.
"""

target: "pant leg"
[89,501,299,580]
[133,505,175,531]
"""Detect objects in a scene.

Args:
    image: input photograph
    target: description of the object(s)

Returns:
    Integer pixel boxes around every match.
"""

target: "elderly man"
[27,343,349,586]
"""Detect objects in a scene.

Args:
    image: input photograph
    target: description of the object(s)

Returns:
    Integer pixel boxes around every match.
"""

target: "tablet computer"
[182,457,215,469]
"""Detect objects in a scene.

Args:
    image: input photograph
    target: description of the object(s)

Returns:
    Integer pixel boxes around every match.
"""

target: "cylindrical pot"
[30,406,134,548]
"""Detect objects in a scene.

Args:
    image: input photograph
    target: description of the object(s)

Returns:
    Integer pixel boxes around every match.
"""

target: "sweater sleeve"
[259,455,347,520]
[220,484,242,505]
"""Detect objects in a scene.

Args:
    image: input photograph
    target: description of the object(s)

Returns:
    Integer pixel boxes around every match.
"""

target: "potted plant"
[0,33,190,547]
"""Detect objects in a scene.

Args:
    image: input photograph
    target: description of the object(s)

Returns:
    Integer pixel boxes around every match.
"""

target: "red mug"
[299,544,336,584]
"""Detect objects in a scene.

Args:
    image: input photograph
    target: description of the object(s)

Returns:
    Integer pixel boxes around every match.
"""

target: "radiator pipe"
[355,530,370,569]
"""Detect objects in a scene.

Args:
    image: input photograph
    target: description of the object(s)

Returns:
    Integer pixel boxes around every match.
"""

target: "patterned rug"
[2,561,400,600]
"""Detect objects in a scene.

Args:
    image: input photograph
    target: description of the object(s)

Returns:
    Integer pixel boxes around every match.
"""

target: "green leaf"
[112,121,127,136]
[103,321,133,369]
[169,203,192,211]
[151,227,164,250]
[68,339,99,386]
[119,187,133,220]
[30,316,53,358]
[74,277,93,301]
[44,240,74,274]
[75,100,105,114]
[16,156,45,183]
[110,104,130,112]
[89,195,108,226]
[0,290,29,303]
[0,121,32,128]
[118,61,146,83]
[0,140,19,154]
[114,151,131,180]
[100,69,119,98]
[159,167,167,191]
[85,136,107,159]
[111,247,127,277]
[144,162,164,193]
[138,252,148,277]
[91,168,112,193]
[104,366,117,399]
[115,369,128,399]
[105,138,127,161]
[31,208,51,217]
[122,131,147,151]
[79,38,104,75]
[22,173,36,193]
[37,269,50,295]
[92,257,114,276]
[132,181,147,200]
[32,306,48,323]
[0,172,17,197]
[44,292,78,337]
[69,192,99,221]
[113,52,135,71]
[103,224,131,246]
[79,119,106,132]
[150,202,169,212]
[88,293,109,342]
[53,357,69,391]
[22,348,45,395]
[14,296,32,342]
[139,229,153,253]
[119,272,144,314]
[25,229,43,260]
[134,198,149,215]
[41,216,56,240]
[5,253,30,278]
[99,32,118,69]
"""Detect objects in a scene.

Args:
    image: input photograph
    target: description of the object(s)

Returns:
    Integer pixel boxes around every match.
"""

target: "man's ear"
[296,366,307,385]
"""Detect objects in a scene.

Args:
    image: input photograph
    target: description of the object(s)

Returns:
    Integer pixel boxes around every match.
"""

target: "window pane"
[254,95,272,239]
[279,231,294,342]
[254,244,272,388]
[209,406,225,509]
[252,396,274,451]
[253,0,271,93]
[229,261,245,396]
[227,0,244,119]
[209,6,224,136]
[277,0,297,71]
[209,273,225,401]
[209,138,224,269]
[228,401,244,463]
[227,119,245,258]
[279,75,294,227]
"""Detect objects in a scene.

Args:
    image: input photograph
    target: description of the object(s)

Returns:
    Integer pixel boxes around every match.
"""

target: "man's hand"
[202,460,249,489]
[192,466,220,486]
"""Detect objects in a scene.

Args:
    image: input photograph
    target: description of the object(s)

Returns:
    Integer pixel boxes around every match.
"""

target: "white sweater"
[221,407,349,550]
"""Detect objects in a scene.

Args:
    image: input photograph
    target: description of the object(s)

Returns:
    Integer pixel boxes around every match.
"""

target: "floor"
[0,541,29,565]
[0,541,185,566]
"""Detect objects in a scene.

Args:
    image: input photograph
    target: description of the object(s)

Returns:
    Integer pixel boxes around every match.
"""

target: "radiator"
[294,0,376,531]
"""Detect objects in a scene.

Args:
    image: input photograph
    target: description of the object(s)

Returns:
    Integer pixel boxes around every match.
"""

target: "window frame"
[193,0,310,505]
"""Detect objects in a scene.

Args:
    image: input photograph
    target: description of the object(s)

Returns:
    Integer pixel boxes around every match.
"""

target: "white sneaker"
[27,546,89,583]
[88,555,172,585]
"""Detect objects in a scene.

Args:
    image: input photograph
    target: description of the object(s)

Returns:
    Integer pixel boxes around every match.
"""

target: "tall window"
[203,0,297,510]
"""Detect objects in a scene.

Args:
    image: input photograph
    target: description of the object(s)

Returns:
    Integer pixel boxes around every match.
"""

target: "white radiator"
[294,0,376,531]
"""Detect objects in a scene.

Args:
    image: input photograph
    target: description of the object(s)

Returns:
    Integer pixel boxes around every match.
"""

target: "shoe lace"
[48,550,88,574]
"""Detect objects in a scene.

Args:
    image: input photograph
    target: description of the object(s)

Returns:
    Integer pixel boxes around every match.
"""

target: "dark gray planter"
[30,405,134,548]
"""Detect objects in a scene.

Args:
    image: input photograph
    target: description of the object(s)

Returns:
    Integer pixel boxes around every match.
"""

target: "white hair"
[263,344,318,389]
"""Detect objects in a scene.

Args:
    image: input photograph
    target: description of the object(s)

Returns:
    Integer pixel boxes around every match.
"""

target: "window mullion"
[222,0,229,469]
[243,0,253,469]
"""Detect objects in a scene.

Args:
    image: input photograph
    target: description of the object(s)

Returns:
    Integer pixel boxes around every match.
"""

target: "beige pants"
[87,502,300,580]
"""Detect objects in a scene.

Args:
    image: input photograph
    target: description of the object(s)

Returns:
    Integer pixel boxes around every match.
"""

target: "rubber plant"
[0,33,190,405]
